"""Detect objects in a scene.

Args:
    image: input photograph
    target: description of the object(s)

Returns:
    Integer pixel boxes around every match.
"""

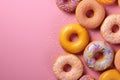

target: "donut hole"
[111,24,119,33]
[94,52,104,61]
[63,64,72,72]
[69,33,78,42]
[86,10,94,18]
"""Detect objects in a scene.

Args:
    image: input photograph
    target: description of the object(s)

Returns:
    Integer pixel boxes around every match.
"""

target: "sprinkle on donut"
[56,0,81,13]
[83,41,114,71]
[101,15,120,44]
[53,54,83,80]
[79,75,95,80]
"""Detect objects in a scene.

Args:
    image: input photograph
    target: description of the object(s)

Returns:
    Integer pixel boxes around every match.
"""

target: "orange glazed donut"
[76,0,105,29]
[97,0,116,5]
[115,50,120,72]
[59,24,89,54]
[53,54,83,80]
[99,69,120,80]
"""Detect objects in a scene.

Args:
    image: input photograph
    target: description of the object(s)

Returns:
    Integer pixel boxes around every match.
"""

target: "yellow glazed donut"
[99,69,120,80]
[76,0,105,29]
[53,54,83,80]
[97,0,116,5]
[59,24,89,53]
[115,50,120,72]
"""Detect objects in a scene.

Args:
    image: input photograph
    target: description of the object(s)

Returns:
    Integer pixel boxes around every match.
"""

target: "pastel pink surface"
[0,0,120,80]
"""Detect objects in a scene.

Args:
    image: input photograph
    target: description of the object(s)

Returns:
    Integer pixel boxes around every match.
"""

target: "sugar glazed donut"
[97,0,116,5]
[118,0,120,6]
[76,0,105,29]
[101,15,120,44]
[115,50,120,72]
[99,69,120,80]
[53,54,83,80]
[83,41,114,71]
[59,24,89,54]
[79,75,95,80]
[56,0,81,13]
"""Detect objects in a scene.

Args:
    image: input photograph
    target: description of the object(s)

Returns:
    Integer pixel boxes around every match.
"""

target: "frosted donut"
[83,41,114,71]
[79,75,95,80]
[76,0,105,29]
[53,54,83,80]
[99,69,120,80]
[56,0,81,13]
[115,50,120,72]
[97,0,116,5]
[101,15,120,44]
[59,24,89,54]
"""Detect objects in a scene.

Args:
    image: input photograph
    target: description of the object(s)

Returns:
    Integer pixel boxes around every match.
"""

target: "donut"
[83,41,114,71]
[53,54,83,80]
[97,0,116,5]
[79,75,95,80]
[118,0,120,6]
[99,69,120,80]
[101,15,120,44]
[56,0,81,13]
[59,24,89,54]
[115,50,120,72]
[76,0,105,29]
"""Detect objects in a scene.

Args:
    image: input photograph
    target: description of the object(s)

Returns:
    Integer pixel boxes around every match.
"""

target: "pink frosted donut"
[115,50,120,72]
[79,75,95,80]
[53,54,83,80]
[83,41,114,71]
[56,0,81,13]
[101,15,120,44]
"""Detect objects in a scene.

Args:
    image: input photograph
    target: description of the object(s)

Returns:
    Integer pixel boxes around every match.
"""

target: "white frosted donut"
[83,41,114,71]
[53,54,83,80]
[101,15,120,44]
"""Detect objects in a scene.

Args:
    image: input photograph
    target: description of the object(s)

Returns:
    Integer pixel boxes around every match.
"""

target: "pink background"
[0,0,120,80]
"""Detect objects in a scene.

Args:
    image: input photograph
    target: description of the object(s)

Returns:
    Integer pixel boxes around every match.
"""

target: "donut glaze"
[56,0,81,13]
[76,0,105,29]
[115,50,120,72]
[97,0,116,5]
[79,75,95,80]
[59,24,89,54]
[53,54,83,80]
[83,41,114,71]
[99,69,120,80]
[101,15,120,44]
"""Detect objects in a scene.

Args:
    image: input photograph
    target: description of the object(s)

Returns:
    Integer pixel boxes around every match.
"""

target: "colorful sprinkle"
[56,0,81,13]
[83,41,114,71]
[79,75,94,80]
